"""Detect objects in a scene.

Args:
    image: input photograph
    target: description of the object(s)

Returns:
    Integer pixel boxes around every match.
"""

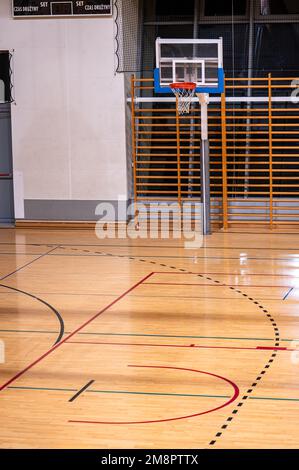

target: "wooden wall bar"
[131,75,299,229]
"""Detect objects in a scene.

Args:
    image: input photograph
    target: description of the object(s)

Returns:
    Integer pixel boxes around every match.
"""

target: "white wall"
[0,1,127,218]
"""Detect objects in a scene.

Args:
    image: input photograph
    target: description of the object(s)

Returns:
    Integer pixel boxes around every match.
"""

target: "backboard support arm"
[196,93,211,235]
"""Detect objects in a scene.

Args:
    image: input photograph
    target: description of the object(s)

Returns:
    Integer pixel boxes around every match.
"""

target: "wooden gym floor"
[0,227,299,448]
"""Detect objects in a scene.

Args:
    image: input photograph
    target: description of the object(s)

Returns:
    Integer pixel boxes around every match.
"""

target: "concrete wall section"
[0,1,128,220]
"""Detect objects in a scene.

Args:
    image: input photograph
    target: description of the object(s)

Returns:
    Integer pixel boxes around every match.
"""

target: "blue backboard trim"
[154,68,224,94]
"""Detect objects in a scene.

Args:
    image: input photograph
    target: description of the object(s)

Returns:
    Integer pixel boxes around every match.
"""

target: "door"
[0,51,14,225]
[0,103,14,224]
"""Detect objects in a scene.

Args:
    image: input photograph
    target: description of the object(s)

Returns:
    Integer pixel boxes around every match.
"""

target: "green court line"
[86,390,228,399]
[0,329,59,334]
[78,332,293,342]
[250,396,299,402]
[8,386,76,392]
[7,386,228,399]
[0,328,294,342]
[7,385,299,402]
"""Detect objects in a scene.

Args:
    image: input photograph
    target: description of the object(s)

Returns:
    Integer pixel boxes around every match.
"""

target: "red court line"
[69,364,239,425]
[153,271,298,278]
[0,272,154,392]
[66,340,289,352]
[143,282,290,288]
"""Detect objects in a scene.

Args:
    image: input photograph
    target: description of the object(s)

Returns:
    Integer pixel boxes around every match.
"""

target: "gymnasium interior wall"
[0,0,128,221]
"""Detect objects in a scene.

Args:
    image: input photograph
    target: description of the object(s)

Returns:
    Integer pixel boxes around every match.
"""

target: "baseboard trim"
[15,220,222,231]
[15,220,127,230]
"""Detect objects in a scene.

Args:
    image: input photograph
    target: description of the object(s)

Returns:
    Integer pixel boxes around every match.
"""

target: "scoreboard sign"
[13,1,112,17]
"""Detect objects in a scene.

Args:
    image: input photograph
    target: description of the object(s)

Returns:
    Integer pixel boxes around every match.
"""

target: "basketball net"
[170,82,196,115]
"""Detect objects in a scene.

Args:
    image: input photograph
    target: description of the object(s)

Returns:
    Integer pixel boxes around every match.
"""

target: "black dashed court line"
[37,243,280,447]
[190,262,281,446]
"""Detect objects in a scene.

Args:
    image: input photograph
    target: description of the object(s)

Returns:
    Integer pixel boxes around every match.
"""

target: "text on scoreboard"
[13,1,112,17]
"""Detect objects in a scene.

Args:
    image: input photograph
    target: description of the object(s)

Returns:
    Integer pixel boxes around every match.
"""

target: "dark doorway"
[0,51,14,225]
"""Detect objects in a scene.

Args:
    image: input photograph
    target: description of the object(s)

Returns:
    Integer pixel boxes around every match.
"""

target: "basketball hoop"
[170,82,196,115]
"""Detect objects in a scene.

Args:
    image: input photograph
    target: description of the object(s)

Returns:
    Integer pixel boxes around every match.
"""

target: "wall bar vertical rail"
[130,76,299,229]
[221,88,228,229]
[131,74,138,224]
[268,73,273,228]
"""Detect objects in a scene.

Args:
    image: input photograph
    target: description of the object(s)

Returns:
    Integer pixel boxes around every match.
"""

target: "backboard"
[154,38,224,94]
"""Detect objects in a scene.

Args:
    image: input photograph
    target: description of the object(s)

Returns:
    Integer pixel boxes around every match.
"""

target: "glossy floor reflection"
[0,227,299,448]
